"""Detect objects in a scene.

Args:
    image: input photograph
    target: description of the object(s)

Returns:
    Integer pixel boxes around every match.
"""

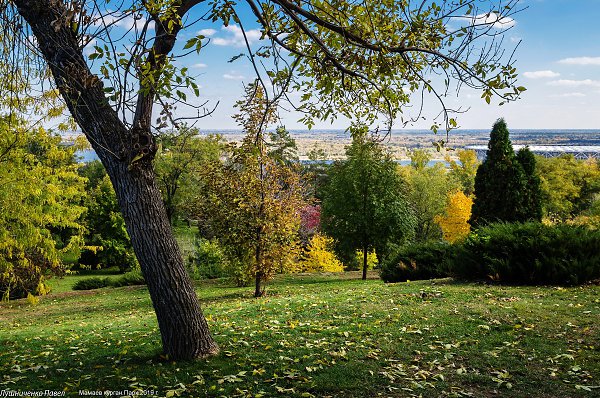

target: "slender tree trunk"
[362,243,368,280]
[14,0,218,360]
[254,272,263,298]
[254,243,264,297]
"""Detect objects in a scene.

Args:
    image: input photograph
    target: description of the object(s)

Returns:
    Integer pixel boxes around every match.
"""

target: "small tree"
[197,83,304,297]
[322,126,415,280]
[470,119,529,226]
[446,149,480,196]
[267,127,299,166]
[300,234,344,273]
[299,204,321,244]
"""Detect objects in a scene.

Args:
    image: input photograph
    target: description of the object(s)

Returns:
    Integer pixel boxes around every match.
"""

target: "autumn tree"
[446,149,480,196]
[0,116,86,299]
[435,191,473,243]
[196,83,304,297]
[400,150,461,242]
[300,234,343,273]
[536,155,600,220]
[2,0,524,358]
[299,204,321,244]
[322,126,415,280]
[154,128,224,224]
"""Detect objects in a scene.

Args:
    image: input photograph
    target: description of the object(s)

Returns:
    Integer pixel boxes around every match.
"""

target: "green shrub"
[453,222,600,285]
[78,171,137,273]
[72,270,145,291]
[72,277,110,290]
[189,238,228,279]
[110,270,145,287]
[380,242,455,283]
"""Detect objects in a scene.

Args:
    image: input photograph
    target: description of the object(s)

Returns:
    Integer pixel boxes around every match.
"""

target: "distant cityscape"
[68,129,600,162]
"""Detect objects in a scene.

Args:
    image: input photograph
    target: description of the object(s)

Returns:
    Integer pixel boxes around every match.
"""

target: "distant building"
[465,145,600,160]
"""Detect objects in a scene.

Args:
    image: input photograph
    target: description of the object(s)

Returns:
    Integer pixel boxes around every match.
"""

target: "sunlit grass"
[1,273,598,397]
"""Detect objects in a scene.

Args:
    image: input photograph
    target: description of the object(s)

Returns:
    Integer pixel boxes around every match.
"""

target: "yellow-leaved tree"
[355,250,378,270]
[435,191,474,243]
[0,117,86,300]
[300,234,344,273]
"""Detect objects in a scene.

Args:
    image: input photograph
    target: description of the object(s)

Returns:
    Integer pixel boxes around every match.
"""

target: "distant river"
[75,149,449,167]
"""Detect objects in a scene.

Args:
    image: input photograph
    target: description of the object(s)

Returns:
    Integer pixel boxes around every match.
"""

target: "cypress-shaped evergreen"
[516,147,543,222]
[470,119,532,226]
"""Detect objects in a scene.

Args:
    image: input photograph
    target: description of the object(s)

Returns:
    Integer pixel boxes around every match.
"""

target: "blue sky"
[91,0,600,131]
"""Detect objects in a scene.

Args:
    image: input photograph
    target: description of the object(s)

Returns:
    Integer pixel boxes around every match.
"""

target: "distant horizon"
[60,127,600,137]
[201,127,600,132]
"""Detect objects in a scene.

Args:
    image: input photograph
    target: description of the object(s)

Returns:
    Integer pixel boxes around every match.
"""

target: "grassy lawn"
[1,273,599,397]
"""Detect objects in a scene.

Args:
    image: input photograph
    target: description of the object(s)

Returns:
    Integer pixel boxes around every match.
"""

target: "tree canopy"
[0,116,86,299]
[322,126,415,280]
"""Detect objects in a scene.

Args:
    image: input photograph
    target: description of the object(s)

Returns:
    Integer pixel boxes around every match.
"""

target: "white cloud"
[212,25,263,47]
[550,92,586,98]
[462,12,516,29]
[92,12,154,32]
[523,70,560,79]
[197,28,217,37]
[510,36,522,43]
[558,57,600,66]
[548,79,600,88]
[223,73,245,80]
[191,63,207,68]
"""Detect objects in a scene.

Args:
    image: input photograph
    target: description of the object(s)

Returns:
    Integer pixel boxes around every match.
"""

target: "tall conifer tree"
[470,119,530,226]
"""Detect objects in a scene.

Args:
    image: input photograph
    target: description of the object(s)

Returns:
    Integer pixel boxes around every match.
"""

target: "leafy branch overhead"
[2,0,525,138]
[222,0,526,130]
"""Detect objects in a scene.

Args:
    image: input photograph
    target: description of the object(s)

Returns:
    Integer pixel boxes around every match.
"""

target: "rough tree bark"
[14,0,218,360]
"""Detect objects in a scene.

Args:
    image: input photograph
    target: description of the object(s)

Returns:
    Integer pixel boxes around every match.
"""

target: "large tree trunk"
[107,160,219,359]
[15,0,218,360]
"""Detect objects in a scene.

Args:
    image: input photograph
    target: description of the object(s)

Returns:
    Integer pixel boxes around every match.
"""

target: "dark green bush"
[453,222,600,285]
[110,270,145,287]
[78,166,137,273]
[72,270,145,291]
[380,242,455,283]
[72,277,110,290]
